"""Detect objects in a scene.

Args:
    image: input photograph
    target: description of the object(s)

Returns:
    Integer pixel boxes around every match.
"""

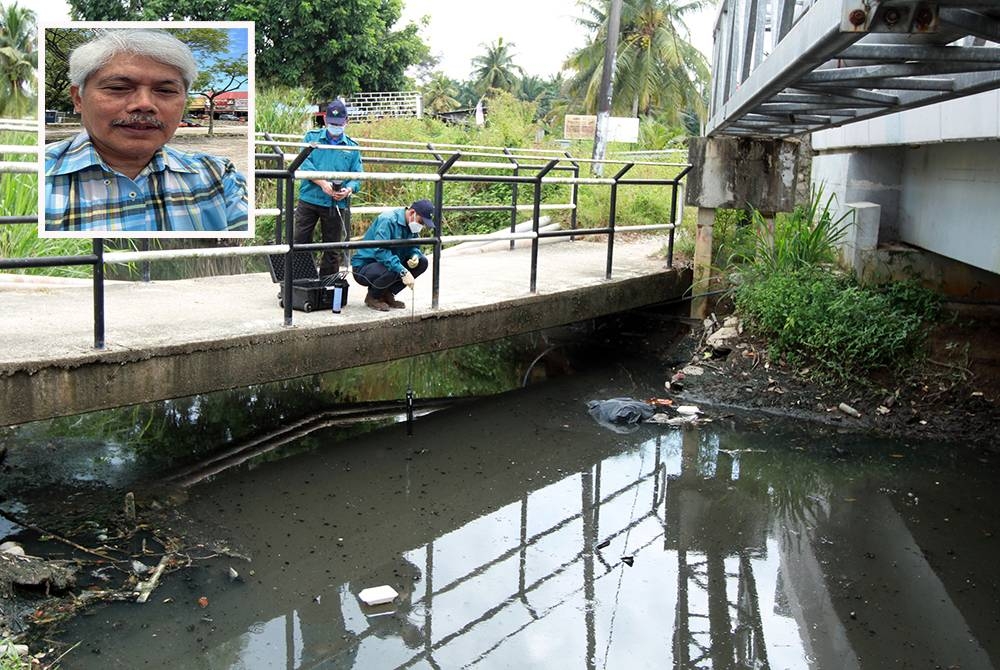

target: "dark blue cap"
[410,199,436,229]
[325,100,348,125]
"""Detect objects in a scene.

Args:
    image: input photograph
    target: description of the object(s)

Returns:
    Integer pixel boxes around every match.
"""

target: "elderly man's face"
[71,53,187,173]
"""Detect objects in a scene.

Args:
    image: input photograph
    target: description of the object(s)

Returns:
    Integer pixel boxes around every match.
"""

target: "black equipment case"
[266,252,349,313]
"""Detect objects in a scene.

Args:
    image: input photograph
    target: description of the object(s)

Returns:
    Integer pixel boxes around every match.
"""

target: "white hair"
[70,29,198,92]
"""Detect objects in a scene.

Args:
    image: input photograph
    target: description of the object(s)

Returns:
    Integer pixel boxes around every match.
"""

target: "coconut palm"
[564,0,710,124]
[422,72,461,114]
[0,1,36,118]
[471,37,523,95]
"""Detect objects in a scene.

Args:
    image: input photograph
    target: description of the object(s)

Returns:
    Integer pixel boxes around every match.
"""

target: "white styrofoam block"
[358,585,399,606]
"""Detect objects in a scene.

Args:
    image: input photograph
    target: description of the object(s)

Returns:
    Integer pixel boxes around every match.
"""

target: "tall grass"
[1,129,91,277]
[745,186,852,277]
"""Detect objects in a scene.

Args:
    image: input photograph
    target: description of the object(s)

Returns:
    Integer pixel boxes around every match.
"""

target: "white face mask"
[408,220,424,234]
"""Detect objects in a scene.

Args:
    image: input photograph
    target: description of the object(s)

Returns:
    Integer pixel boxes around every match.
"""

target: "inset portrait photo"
[39,22,255,238]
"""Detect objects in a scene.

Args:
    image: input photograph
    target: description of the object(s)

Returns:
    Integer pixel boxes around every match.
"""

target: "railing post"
[264,132,285,244]
[606,163,635,279]
[668,165,693,268]
[93,238,105,349]
[139,239,151,282]
[433,152,462,309]
[283,144,315,326]
[530,160,560,293]
[566,152,580,239]
[504,148,519,251]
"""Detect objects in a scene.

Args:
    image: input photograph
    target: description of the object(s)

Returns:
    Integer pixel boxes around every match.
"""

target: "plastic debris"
[676,405,702,416]
[621,556,634,567]
[596,539,611,550]
[358,585,399,606]
[838,402,861,418]
[587,398,654,433]
[131,560,151,575]
[0,541,25,556]
[198,596,209,608]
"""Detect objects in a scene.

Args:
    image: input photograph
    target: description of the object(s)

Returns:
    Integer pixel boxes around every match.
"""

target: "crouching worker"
[351,199,436,311]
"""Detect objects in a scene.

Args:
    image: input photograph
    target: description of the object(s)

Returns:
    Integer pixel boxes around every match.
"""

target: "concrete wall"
[811,93,1000,277]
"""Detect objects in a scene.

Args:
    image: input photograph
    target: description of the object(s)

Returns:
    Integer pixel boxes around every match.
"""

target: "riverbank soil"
[669,306,1000,449]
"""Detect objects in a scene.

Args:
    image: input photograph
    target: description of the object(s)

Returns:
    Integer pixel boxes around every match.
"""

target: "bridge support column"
[685,136,811,318]
[692,207,715,319]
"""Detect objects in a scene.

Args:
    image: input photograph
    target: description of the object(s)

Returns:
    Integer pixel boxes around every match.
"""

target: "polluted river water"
[4,321,1000,669]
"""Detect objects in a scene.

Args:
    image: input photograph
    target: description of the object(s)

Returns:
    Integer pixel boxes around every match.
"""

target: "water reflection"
[52,413,994,670]
[36,356,999,670]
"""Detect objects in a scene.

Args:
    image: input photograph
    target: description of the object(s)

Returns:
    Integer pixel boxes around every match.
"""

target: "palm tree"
[564,0,710,125]
[0,1,36,118]
[470,37,523,95]
[422,72,461,114]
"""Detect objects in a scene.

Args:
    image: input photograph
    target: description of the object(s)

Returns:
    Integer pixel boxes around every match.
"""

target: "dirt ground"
[665,306,1000,450]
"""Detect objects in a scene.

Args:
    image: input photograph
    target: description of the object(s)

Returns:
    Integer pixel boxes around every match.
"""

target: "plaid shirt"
[45,132,248,233]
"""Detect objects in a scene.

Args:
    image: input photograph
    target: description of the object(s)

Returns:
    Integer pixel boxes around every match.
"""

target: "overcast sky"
[28,0,717,81]
[398,0,716,81]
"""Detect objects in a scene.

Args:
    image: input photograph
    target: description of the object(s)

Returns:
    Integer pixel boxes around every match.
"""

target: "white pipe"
[104,244,290,264]
[0,162,37,173]
[294,171,440,182]
[0,145,38,155]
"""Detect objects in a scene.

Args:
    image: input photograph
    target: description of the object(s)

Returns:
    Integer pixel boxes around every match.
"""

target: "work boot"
[381,292,406,309]
[364,293,390,312]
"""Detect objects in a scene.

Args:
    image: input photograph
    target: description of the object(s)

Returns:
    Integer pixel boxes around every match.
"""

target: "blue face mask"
[326,124,344,137]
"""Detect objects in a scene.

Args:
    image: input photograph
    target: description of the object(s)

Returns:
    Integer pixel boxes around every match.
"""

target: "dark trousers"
[293,200,350,277]
[352,255,428,298]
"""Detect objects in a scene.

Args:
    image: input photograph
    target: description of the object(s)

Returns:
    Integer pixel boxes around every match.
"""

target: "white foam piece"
[358,585,399,606]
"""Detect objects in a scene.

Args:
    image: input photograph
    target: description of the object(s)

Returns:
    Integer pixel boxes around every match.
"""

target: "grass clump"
[0,640,27,670]
[732,187,939,380]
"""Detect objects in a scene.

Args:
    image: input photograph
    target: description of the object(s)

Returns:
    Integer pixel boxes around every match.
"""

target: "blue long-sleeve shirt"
[298,128,362,209]
[350,207,421,276]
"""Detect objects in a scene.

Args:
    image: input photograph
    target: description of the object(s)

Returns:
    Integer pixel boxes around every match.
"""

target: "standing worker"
[351,199,436,311]
[294,99,362,278]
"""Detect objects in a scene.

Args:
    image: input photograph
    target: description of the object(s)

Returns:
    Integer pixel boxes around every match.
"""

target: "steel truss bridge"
[706,0,1000,138]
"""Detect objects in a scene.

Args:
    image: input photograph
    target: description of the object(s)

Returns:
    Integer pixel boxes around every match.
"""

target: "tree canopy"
[67,0,430,100]
[470,37,523,95]
[564,0,710,123]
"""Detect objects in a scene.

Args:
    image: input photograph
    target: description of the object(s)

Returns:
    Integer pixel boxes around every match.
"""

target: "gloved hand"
[401,270,415,288]
[406,254,420,269]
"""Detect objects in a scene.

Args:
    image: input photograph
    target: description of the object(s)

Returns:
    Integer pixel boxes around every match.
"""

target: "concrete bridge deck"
[0,236,690,426]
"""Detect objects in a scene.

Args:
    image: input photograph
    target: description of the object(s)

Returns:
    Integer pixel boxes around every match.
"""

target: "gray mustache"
[111,113,166,130]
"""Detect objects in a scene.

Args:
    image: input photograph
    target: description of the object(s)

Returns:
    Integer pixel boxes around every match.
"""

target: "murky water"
[5,321,1000,669]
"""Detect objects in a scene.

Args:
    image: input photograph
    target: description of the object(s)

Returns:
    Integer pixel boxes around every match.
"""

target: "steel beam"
[706,0,1000,138]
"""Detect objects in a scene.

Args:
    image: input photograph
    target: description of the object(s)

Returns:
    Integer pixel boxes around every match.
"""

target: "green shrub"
[735,269,939,379]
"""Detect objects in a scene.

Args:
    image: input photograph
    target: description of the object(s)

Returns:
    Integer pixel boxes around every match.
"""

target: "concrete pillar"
[692,207,715,319]
[844,201,881,280]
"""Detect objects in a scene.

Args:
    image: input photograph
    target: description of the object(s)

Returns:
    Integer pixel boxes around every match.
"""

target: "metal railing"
[1,128,690,349]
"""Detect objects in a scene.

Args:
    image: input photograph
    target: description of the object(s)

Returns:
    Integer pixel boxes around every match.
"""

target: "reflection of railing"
[0,132,690,348]
[330,435,672,670]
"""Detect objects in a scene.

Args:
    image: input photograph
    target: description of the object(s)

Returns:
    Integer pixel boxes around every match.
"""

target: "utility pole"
[592,0,623,176]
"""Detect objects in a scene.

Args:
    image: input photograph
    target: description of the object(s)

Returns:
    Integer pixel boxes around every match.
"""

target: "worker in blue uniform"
[294,99,362,278]
[351,199,436,311]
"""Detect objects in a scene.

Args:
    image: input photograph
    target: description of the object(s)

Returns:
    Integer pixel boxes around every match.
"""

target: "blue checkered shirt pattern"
[45,132,248,233]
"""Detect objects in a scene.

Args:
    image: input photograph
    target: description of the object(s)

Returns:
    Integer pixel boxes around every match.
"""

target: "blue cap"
[325,100,348,126]
[410,199,436,229]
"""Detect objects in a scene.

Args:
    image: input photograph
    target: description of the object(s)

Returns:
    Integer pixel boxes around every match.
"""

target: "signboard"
[563,115,640,143]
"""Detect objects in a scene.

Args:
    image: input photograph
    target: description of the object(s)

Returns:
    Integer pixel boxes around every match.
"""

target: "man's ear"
[70,85,83,113]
